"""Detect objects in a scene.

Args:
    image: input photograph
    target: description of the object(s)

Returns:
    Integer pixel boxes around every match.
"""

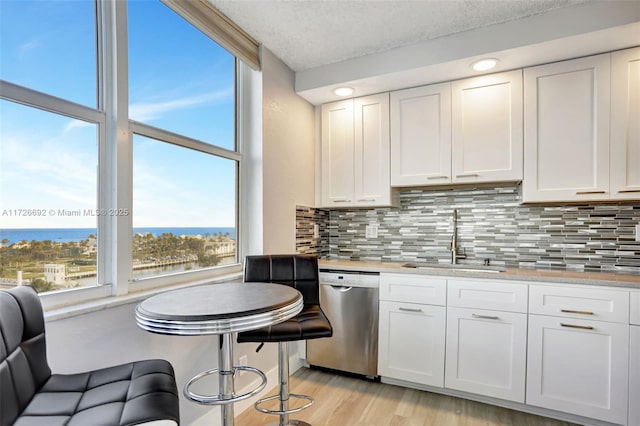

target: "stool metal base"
[255,393,314,415]
[264,420,311,426]
[255,341,315,426]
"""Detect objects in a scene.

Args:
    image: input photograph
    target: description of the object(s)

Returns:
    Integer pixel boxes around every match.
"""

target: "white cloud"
[64,119,93,133]
[130,87,234,122]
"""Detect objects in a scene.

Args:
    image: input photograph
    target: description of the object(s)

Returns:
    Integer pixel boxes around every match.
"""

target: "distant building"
[44,264,66,285]
[205,237,236,258]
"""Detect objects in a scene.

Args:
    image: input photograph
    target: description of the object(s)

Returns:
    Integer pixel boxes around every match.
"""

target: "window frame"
[0,0,247,310]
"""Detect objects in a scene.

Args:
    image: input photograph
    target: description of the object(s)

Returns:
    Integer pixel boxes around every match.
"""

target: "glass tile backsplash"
[296,186,640,273]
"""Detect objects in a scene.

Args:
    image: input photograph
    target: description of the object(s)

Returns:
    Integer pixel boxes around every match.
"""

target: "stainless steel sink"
[402,262,506,273]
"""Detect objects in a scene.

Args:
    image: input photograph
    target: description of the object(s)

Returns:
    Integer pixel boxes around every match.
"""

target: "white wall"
[261,47,316,254]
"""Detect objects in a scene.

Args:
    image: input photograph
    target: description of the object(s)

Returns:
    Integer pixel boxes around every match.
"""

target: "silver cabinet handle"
[357,198,376,202]
[561,309,594,315]
[618,189,640,193]
[472,313,499,320]
[561,323,594,330]
[456,173,479,178]
[427,175,449,180]
[576,191,606,195]
[333,199,352,203]
[399,307,423,313]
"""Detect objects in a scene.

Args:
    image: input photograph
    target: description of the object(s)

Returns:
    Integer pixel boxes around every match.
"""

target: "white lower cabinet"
[630,325,640,426]
[630,292,640,426]
[378,300,446,387]
[526,314,629,425]
[377,275,635,425]
[445,307,527,402]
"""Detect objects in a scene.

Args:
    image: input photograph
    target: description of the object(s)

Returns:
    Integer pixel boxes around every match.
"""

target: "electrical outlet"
[636,224,640,242]
[365,224,378,239]
[239,355,247,376]
[313,223,319,239]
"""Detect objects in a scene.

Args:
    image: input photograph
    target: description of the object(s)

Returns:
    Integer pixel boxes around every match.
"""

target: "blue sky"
[0,0,237,228]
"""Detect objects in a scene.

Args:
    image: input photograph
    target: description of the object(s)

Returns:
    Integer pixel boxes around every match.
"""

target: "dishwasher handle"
[329,285,353,292]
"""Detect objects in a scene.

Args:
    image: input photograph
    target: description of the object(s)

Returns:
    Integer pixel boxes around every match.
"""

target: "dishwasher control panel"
[319,270,379,288]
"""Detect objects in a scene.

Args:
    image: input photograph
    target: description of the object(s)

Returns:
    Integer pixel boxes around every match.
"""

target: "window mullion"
[99,0,132,295]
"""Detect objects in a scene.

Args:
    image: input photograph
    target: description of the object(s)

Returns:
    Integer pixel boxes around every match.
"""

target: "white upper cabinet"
[523,54,612,202]
[451,70,523,184]
[611,47,640,199]
[390,71,523,188]
[321,99,354,205]
[320,93,393,207]
[390,83,452,186]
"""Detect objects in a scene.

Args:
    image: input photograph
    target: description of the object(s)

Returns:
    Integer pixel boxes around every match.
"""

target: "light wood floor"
[235,368,579,426]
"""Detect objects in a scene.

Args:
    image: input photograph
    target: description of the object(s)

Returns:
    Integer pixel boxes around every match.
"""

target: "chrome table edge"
[134,295,303,335]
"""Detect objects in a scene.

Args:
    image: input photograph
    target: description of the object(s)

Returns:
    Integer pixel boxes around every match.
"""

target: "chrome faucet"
[450,209,466,264]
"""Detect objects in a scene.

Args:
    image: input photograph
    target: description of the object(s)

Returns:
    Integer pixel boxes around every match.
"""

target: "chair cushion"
[1,286,180,426]
[237,305,332,343]
[14,359,179,426]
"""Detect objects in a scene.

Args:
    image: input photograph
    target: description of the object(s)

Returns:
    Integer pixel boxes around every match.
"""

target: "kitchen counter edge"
[318,260,640,290]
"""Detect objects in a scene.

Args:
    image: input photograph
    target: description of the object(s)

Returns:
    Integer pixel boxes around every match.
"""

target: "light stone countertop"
[319,259,640,290]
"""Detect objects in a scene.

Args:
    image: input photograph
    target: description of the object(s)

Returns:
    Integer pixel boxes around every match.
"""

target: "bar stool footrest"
[184,365,267,405]
[254,393,314,415]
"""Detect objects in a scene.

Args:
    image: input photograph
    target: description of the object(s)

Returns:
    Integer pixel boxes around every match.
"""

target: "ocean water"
[0,227,236,245]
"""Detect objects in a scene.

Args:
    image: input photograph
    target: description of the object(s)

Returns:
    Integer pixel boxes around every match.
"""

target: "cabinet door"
[448,279,528,313]
[526,314,629,425]
[380,273,446,306]
[353,93,391,206]
[390,83,451,186]
[451,70,523,184]
[611,47,640,200]
[630,326,640,426]
[523,54,611,202]
[321,99,354,206]
[445,307,527,402]
[378,301,446,387]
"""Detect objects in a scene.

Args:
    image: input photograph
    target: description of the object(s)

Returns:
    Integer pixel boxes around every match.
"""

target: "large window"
[132,135,238,279]
[0,101,99,292]
[128,0,238,281]
[0,0,243,298]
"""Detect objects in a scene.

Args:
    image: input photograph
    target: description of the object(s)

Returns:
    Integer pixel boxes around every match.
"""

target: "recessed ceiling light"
[471,58,498,72]
[333,86,354,97]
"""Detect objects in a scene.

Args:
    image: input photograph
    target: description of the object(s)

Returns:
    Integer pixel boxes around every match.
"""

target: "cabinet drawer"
[448,279,528,313]
[380,273,446,305]
[631,292,640,326]
[529,285,629,323]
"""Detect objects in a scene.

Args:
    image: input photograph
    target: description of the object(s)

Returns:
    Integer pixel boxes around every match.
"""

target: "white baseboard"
[188,354,305,426]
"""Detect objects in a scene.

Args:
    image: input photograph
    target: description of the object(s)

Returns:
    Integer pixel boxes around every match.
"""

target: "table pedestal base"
[184,333,267,426]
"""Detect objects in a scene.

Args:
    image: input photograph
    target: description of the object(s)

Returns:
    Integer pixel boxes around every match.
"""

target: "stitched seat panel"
[13,415,69,426]
[21,392,82,416]
[66,402,125,426]
[76,380,130,411]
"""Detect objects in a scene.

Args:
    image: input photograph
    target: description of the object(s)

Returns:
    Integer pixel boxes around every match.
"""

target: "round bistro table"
[135,282,304,426]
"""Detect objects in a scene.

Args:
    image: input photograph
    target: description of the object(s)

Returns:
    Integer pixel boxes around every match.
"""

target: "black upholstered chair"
[0,285,180,426]
[237,254,332,426]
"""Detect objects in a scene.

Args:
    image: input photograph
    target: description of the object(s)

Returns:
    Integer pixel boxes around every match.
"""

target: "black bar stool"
[237,254,333,426]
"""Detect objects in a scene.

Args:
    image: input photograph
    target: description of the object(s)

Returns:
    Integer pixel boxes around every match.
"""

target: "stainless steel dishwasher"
[306,269,379,378]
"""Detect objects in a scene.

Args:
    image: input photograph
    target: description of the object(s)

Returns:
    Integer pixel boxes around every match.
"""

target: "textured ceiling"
[208,0,591,72]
